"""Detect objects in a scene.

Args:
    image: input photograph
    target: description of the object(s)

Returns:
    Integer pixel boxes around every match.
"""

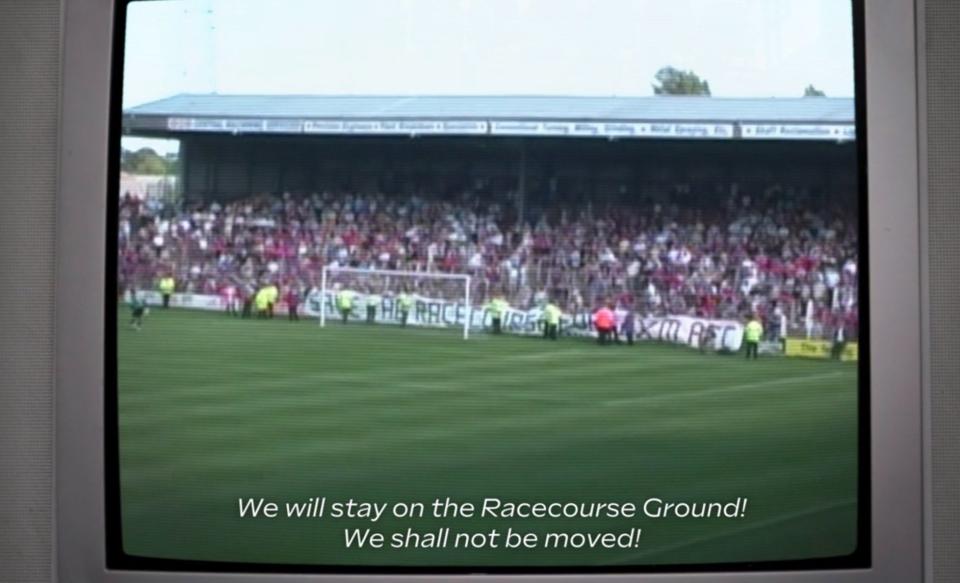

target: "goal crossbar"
[320,266,473,339]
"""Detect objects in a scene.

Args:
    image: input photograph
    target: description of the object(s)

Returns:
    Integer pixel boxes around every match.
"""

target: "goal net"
[318,266,474,340]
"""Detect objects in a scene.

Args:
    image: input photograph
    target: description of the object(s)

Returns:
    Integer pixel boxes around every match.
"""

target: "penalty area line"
[603,371,849,407]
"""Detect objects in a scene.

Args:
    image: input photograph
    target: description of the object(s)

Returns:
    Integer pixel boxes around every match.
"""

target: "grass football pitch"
[117,308,860,568]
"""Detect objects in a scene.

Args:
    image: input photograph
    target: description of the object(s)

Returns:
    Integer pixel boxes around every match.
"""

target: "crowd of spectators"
[118,184,859,340]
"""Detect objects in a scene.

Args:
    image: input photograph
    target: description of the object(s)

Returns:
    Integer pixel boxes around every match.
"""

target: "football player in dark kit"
[128,291,146,331]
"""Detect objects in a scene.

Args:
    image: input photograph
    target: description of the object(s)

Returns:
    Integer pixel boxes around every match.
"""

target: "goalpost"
[320,266,473,340]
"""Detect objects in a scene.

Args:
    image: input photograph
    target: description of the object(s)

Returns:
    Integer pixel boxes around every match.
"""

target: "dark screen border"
[104,0,871,573]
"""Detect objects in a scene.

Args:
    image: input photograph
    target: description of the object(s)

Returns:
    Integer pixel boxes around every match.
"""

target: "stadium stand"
[117,184,858,341]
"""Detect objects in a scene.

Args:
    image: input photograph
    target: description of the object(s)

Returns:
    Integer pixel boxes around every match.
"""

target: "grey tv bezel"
[55,0,926,581]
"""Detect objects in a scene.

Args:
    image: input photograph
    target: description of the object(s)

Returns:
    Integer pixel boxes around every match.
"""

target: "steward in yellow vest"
[158,276,175,309]
[744,316,763,360]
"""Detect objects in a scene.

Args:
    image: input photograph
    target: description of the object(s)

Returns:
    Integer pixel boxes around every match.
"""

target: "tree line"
[652,66,826,97]
[121,147,178,175]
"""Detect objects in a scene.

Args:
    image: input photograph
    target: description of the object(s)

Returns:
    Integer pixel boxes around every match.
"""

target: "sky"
[122,0,855,153]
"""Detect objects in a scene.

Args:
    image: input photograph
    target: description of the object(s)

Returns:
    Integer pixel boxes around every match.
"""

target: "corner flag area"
[118,308,858,567]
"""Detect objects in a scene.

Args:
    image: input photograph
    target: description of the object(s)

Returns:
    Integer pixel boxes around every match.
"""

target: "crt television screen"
[110,0,868,573]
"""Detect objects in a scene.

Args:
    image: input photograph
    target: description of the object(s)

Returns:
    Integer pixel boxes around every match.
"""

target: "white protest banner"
[128,290,224,311]
[633,315,743,352]
[302,291,743,350]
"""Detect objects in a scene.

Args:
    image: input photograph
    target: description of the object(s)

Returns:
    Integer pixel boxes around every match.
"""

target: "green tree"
[652,66,711,96]
[803,84,826,97]
[122,147,174,175]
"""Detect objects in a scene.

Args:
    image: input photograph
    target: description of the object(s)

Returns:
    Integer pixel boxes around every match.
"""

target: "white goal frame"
[320,266,473,340]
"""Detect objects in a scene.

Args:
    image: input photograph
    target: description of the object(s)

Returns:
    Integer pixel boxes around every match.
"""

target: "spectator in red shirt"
[594,304,616,346]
